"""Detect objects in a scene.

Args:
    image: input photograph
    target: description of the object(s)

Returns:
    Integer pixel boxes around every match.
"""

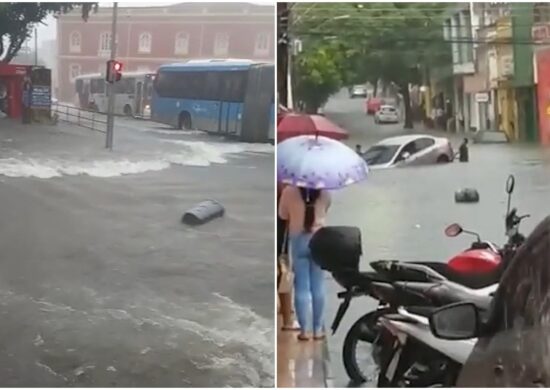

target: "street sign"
[31,85,51,108]
[475,92,490,103]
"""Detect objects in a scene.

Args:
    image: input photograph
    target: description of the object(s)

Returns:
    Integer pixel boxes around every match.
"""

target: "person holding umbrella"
[278,135,369,341]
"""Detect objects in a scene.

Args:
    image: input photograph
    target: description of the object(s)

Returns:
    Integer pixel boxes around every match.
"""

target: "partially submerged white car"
[362,135,454,169]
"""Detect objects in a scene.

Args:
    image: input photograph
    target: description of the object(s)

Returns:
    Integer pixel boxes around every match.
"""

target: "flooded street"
[323,92,550,387]
[0,118,274,386]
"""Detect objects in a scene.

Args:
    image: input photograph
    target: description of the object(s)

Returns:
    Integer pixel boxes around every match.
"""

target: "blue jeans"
[290,233,325,333]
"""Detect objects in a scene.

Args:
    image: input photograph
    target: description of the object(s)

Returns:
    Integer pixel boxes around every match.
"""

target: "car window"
[395,141,418,161]
[363,145,400,165]
[415,137,436,151]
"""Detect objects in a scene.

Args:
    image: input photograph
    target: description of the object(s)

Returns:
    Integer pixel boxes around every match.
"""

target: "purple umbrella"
[277,135,369,189]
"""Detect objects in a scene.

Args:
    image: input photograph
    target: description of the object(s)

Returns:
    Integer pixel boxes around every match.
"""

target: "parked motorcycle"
[370,176,530,387]
[309,174,528,385]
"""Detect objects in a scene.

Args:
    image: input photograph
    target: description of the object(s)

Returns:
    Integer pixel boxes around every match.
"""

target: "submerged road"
[0,118,274,387]
[322,91,550,387]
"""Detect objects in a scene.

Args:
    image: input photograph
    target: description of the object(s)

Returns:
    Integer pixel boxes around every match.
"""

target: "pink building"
[57,2,274,102]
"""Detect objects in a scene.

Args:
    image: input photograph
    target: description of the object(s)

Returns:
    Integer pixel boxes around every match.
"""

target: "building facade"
[441,3,539,142]
[532,3,550,145]
[57,2,275,103]
[443,3,477,132]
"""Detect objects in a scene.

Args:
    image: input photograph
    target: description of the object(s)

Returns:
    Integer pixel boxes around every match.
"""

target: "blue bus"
[152,59,274,143]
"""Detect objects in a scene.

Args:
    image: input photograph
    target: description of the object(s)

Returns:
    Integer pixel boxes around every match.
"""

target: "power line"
[291,30,550,46]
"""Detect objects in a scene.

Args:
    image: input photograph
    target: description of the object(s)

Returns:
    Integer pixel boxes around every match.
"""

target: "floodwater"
[0,118,274,386]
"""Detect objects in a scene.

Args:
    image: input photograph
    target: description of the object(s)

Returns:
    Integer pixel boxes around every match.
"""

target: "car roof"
[374,134,440,146]
[380,105,396,109]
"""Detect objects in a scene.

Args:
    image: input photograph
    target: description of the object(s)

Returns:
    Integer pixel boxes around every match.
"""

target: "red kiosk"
[0,63,32,119]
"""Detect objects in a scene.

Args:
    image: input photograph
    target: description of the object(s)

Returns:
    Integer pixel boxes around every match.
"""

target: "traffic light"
[106,60,123,83]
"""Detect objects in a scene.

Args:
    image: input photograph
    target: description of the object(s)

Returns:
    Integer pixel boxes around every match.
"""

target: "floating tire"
[455,188,480,203]
[182,200,225,226]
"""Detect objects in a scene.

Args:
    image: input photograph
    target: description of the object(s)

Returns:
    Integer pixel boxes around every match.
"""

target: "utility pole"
[277,3,289,108]
[34,28,38,66]
[106,2,118,150]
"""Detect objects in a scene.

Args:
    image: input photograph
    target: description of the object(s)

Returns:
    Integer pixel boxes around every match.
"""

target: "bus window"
[90,79,105,94]
[204,71,221,101]
[114,77,135,94]
[75,79,83,94]
[154,71,178,98]
[184,72,206,99]
[221,71,247,102]
[154,71,208,99]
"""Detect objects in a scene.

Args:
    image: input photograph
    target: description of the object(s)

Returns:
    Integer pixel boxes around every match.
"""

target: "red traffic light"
[106,60,123,83]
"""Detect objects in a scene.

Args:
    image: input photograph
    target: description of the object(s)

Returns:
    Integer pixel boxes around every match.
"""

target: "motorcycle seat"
[408,261,501,289]
[394,281,492,311]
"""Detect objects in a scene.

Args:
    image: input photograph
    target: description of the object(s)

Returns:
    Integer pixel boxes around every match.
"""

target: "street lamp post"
[106,2,118,150]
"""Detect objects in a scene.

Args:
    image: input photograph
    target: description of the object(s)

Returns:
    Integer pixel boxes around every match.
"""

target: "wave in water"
[0,141,273,179]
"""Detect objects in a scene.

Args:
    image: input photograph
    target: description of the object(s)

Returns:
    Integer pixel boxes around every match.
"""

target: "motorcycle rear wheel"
[342,308,391,384]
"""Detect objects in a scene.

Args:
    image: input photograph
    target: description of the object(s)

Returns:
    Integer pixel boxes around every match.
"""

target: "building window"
[175,32,190,55]
[138,32,152,53]
[69,31,81,53]
[99,32,111,53]
[213,33,229,56]
[254,32,270,56]
[69,63,81,82]
[534,3,550,23]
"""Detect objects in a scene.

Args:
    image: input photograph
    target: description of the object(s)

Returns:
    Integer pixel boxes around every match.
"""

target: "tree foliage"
[0,3,97,63]
[291,2,451,127]
[293,43,343,113]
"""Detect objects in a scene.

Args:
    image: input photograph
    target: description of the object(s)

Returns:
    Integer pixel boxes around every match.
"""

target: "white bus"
[74,71,155,118]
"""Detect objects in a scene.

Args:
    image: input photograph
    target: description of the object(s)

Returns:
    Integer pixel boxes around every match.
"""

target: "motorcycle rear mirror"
[429,302,480,340]
[445,223,463,237]
[506,174,515,194]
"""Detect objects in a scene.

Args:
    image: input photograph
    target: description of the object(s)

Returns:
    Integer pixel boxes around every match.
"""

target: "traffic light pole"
[106,2,118,150]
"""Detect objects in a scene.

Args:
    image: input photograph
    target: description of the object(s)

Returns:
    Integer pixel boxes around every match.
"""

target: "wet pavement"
[322,91,550,387]
[277,315,330,388]
[0,118,274,386]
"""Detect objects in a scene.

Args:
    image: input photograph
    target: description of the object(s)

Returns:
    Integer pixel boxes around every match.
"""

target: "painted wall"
[511,3,535,88]
[535,49,550,145]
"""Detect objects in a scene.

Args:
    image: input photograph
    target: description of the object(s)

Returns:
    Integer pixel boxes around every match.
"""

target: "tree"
[293,43,343,113]
[291,2,451,127]
[0,3,97,63]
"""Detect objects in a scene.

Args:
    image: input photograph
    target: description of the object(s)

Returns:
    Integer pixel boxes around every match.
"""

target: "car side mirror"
[429,302,480,340]
[401,152,411,160]
[444,223,463,237]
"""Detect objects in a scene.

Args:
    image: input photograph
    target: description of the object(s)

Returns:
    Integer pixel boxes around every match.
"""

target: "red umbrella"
[277,113,349,142]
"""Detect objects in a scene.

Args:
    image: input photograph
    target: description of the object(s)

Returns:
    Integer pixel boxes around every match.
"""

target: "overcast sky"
[35,1,273,47]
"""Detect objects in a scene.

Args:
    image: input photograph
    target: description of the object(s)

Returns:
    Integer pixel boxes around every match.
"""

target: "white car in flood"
[374,105,399,124]
[362,135,454,169]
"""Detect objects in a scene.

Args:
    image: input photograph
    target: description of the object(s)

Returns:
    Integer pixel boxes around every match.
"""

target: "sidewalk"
[277,316,333,388]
